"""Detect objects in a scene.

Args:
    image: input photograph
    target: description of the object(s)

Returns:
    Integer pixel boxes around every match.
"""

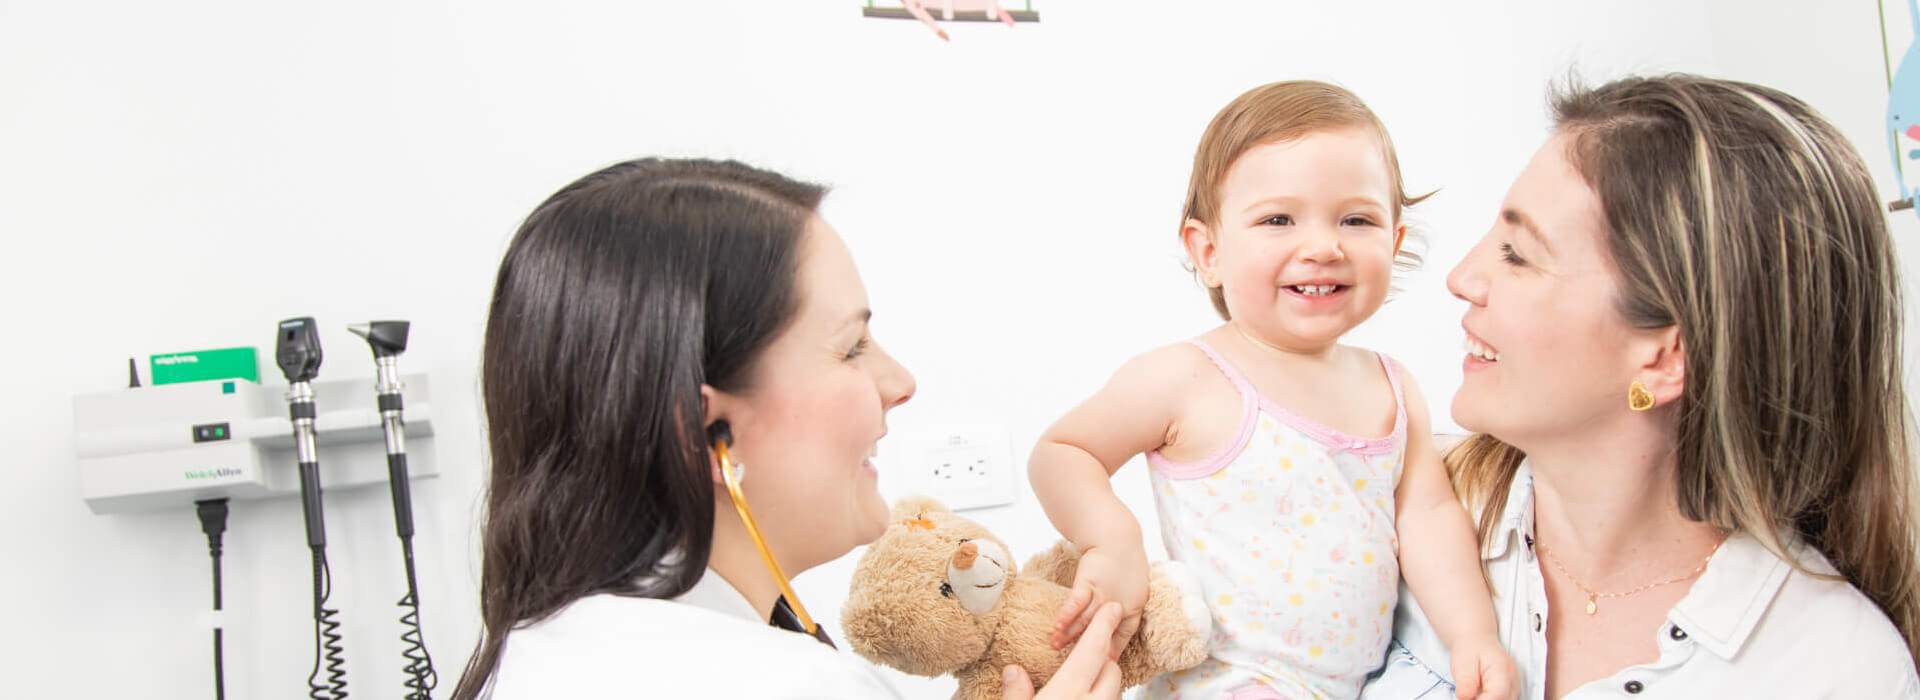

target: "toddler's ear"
[1393,224,1407,257]
[1182,218,1219,285]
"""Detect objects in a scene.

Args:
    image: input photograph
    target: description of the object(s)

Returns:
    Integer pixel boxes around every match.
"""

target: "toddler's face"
[1190,127,1402,352]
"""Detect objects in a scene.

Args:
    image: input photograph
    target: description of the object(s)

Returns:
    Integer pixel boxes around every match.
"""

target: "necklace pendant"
[1585,596,1598,615]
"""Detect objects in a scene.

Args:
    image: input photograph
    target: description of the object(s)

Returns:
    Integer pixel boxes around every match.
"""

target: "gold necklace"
[1537,538,1723,615]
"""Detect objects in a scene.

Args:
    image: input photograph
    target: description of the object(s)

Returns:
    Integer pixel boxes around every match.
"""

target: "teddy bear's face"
[947,537,1011,614]
[843,497,1016,676]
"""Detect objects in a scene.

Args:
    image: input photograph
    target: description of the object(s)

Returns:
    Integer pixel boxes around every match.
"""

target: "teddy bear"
[842,496,1211,700]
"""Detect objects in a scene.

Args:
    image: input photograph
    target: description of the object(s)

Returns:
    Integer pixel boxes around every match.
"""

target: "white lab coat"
[1361,461,1919,699]
[487,568,903,699]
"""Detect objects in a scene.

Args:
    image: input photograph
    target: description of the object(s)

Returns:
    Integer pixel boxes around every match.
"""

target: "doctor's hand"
[1050,545,1147,659]
[1003,601,1125,700]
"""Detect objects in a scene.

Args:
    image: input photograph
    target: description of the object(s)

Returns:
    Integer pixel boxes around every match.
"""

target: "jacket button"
[1533,613,1543,632]
[1670,626,1687,641]
[1625,680,1644,694]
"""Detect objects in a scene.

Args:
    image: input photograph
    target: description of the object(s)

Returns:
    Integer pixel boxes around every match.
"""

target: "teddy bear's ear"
[888,495,950,521]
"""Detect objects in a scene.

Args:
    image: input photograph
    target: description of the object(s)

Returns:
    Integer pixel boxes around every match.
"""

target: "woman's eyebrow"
[1503,208,1554,256]
[839,308,872,330]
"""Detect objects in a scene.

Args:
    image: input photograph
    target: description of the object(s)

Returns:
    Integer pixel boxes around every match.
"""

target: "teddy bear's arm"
[952,663,1009,700]
[1022,540,1081,589]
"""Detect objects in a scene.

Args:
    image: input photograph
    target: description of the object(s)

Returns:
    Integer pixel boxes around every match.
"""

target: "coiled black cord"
[398,537,437,699]
[309,552,349,700]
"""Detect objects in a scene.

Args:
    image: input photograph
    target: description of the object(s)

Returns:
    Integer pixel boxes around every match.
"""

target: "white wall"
[0,1,1907,698]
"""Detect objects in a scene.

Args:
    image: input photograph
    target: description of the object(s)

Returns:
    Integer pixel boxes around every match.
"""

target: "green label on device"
[151,347,260,385]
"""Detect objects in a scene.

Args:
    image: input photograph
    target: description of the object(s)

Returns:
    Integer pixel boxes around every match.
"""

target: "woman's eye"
[1499,242,1527,267]
[844,337,870,360]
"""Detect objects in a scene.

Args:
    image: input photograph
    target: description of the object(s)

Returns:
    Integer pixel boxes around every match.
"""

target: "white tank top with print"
[1143,340,1406,700]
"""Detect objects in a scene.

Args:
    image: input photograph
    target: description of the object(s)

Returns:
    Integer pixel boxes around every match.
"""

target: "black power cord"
[195,498,230,700]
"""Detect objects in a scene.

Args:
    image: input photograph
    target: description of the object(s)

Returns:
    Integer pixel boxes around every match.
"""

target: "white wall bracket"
[72,373,437,515]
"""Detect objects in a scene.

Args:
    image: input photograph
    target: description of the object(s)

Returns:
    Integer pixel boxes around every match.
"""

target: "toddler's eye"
[1260,214,1293,226]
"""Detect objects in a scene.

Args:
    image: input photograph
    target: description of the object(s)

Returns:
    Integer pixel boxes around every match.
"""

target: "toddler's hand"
[1051,545,1148,660]
[1449,635,1517,700]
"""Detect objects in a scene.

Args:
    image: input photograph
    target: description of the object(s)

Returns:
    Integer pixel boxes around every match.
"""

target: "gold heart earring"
[1628,381,1655,411]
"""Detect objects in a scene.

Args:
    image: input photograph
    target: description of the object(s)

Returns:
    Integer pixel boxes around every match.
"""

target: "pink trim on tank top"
[1145,339,1407,480]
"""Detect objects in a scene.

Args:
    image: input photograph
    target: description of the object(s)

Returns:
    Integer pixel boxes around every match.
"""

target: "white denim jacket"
[1360,462,1919,699]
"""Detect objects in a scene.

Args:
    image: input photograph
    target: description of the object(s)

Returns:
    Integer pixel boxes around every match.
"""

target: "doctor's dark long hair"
[453,158,825,699]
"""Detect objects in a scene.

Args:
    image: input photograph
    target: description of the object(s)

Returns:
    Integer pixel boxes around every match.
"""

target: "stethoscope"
[711,424,835,648]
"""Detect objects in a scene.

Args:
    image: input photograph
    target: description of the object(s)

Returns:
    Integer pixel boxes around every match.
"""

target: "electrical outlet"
[891,425,1017,511]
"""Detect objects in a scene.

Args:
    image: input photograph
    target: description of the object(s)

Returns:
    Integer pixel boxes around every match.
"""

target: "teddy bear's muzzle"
[947,539,1009,615]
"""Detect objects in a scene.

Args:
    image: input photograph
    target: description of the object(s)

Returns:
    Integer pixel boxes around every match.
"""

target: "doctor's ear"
[700,385,743,444]
[699,384,721,425]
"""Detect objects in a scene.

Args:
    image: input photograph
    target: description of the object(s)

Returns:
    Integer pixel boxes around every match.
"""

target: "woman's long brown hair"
[1449,74,1920,664]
